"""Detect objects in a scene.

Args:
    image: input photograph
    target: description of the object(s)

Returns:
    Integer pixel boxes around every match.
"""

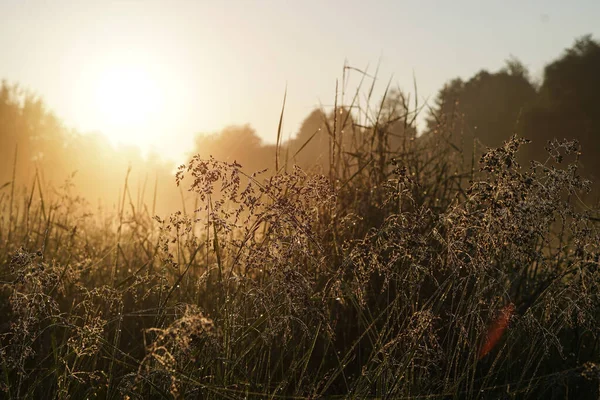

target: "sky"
[1,0,599,162]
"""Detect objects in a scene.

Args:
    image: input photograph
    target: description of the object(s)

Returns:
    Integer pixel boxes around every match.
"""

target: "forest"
[1,35,600,398]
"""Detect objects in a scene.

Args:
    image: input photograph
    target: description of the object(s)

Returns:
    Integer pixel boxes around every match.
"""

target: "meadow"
[1,75,600,400]
[2,35,600,398]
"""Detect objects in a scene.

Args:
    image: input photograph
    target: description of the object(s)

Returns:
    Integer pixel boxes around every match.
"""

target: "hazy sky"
[1,0,599,161]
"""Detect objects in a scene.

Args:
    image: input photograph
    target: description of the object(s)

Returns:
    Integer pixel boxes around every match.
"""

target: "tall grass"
[1,71,599,399]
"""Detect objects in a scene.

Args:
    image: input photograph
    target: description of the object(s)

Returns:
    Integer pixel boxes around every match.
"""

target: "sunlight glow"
[92,64,164,148]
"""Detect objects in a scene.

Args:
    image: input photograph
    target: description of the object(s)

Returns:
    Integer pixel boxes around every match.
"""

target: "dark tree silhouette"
[424,60,537,165]
[522,35,600,181]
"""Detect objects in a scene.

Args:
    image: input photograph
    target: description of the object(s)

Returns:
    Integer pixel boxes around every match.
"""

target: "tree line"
[1,34,599,214]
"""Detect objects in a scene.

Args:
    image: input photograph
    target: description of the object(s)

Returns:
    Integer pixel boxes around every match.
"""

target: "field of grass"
[1,89,600,399]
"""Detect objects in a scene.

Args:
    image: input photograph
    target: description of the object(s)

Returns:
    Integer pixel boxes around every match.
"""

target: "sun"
[92,64,164,148]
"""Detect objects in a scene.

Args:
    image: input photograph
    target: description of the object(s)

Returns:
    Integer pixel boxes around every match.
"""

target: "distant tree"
[1,82,29,182]
[377,88,418,154]
[424,61,537,163]
[0,82,68,184]
[191,124,272,173]
[287,107,356,173]
[522,35,600,180]
[287,109,328,169]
